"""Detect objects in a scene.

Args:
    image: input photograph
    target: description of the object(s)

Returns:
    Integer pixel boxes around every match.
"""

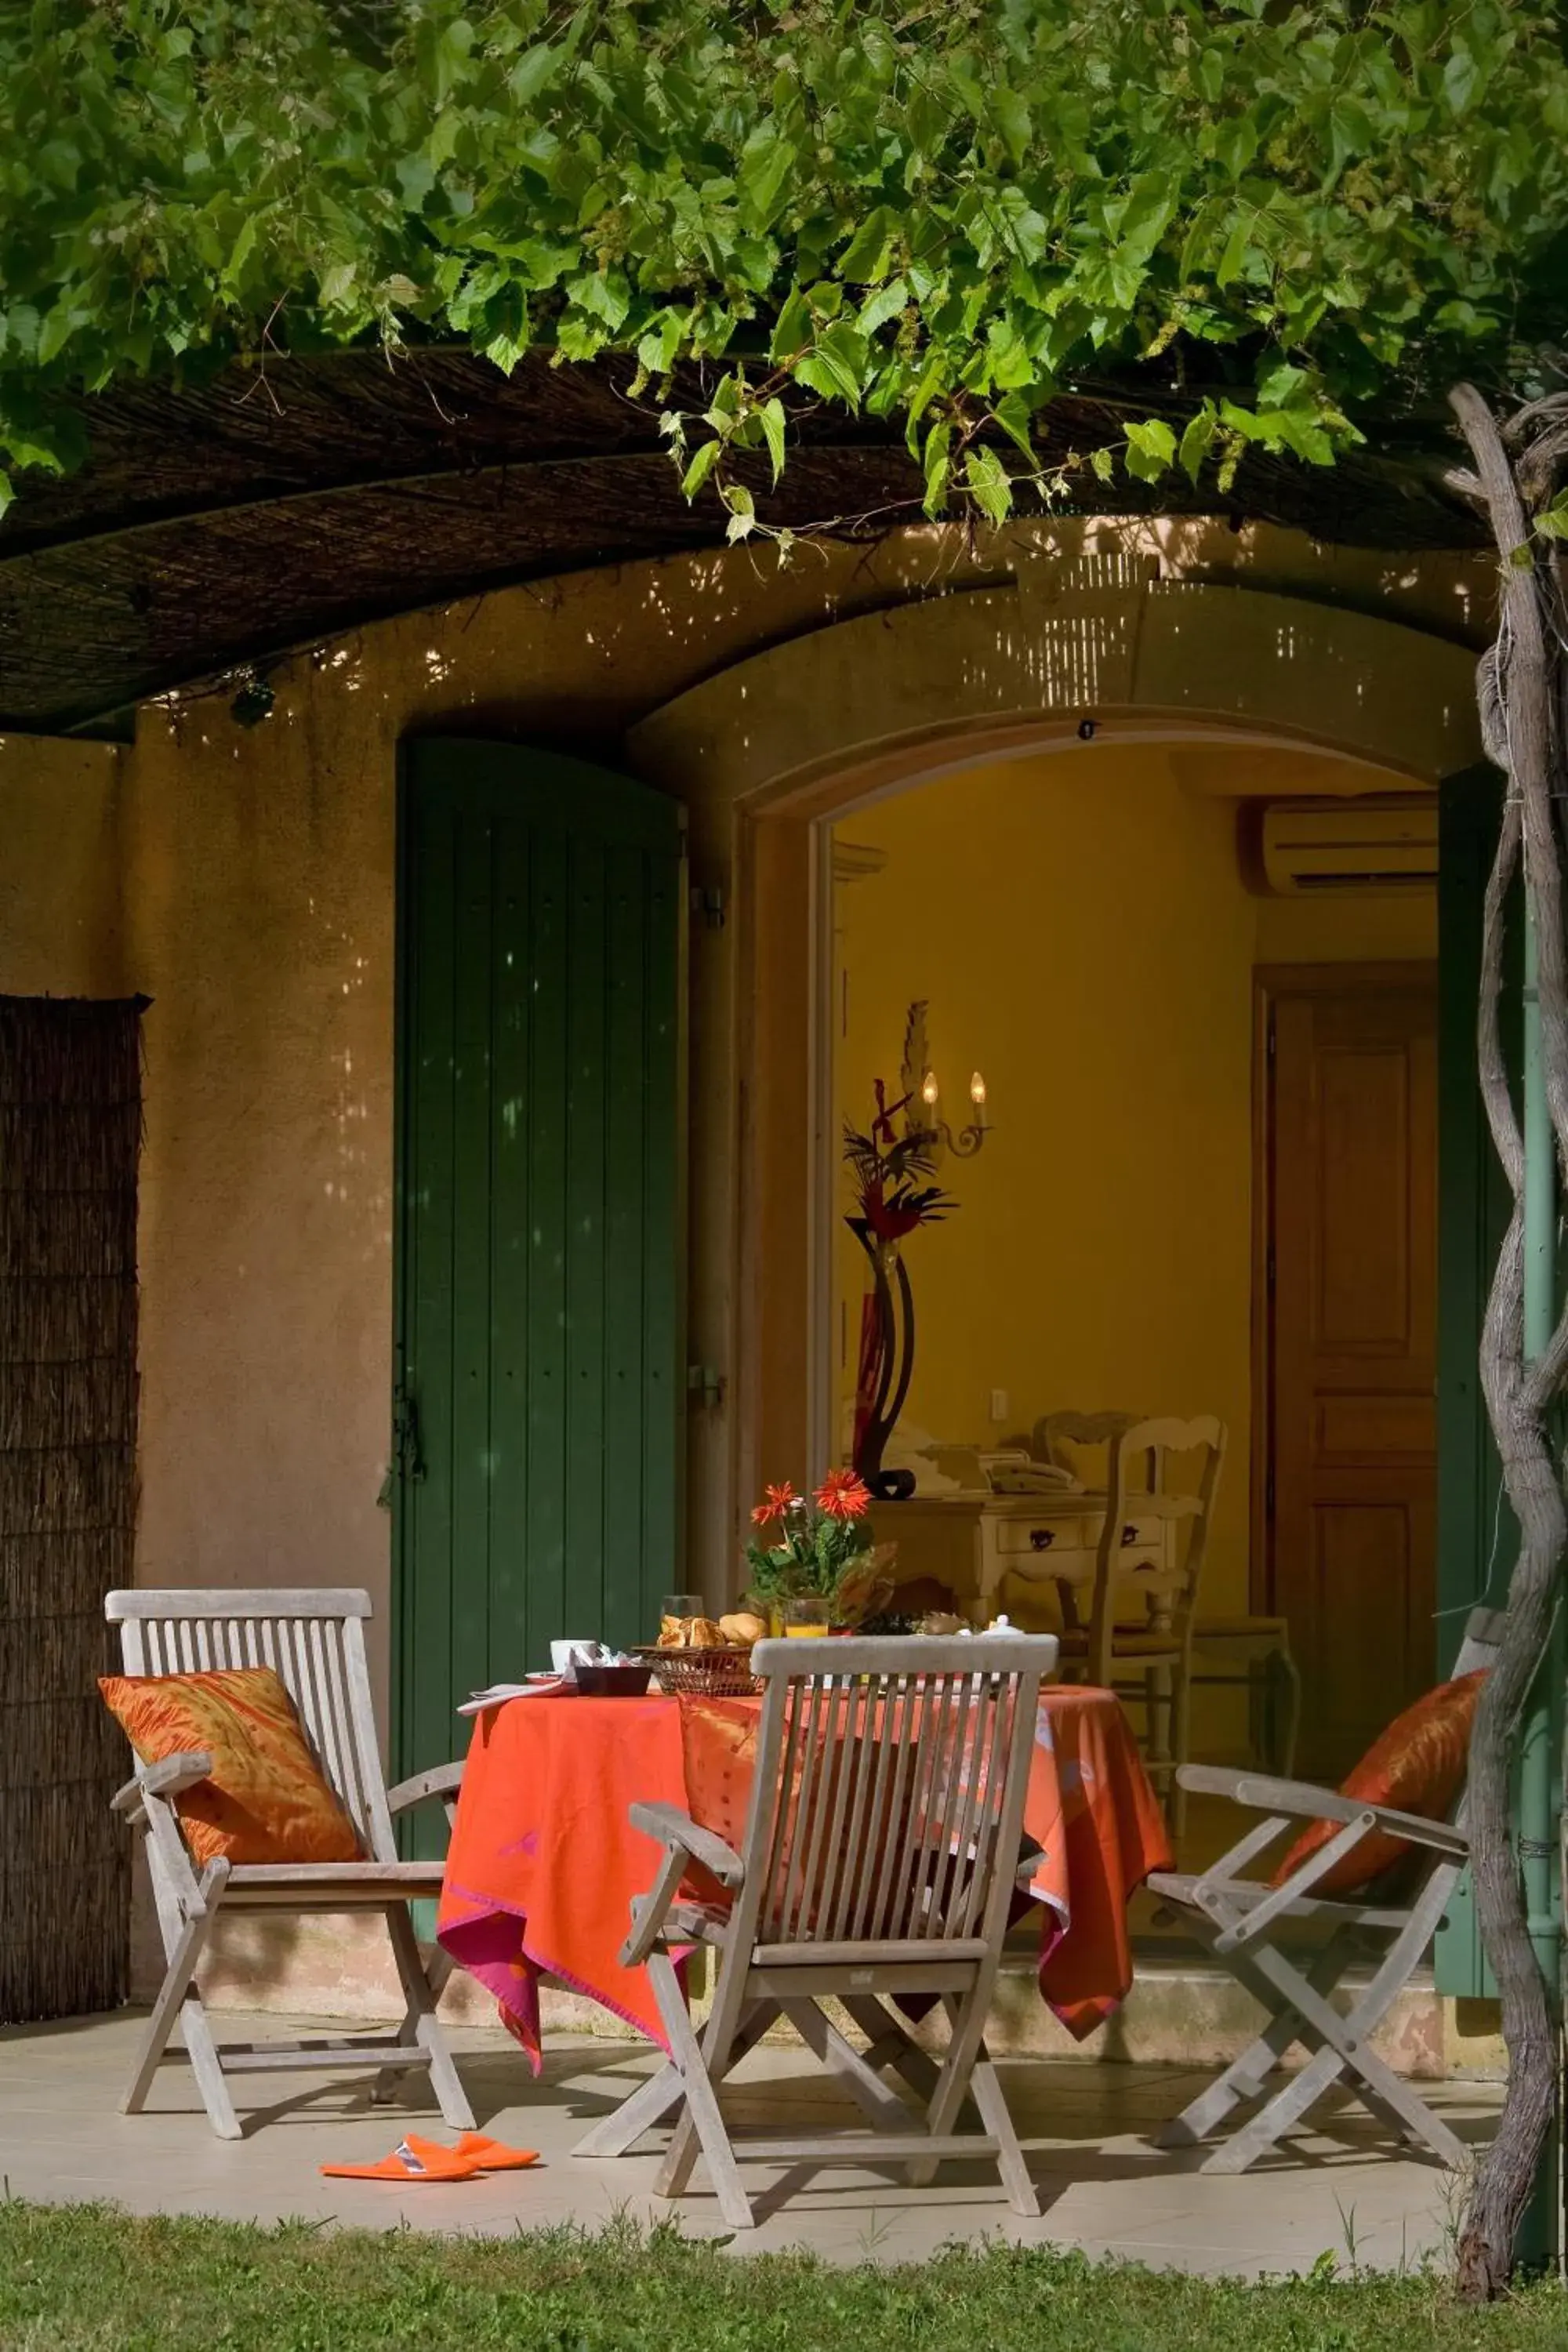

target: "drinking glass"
[783,1596,831,1637]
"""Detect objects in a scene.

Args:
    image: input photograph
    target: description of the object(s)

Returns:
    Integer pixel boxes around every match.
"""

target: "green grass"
[2,2204,1568,2352]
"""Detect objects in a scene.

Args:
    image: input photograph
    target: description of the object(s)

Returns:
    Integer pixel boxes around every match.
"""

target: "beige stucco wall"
[0,736,125,996]
[6,515,1492,1746]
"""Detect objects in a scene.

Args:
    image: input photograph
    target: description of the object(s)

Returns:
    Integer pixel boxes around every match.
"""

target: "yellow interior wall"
[832,743,1436,1635]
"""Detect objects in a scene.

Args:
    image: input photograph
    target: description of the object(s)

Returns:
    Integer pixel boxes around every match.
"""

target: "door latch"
[392,1385,426,1484]
[687,1364,724,1407]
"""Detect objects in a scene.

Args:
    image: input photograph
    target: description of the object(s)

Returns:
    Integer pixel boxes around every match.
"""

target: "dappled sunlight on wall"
[90,508,1473,1719]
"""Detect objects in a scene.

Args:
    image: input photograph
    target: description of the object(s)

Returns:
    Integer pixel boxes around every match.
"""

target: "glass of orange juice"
[783,1596,831,1637]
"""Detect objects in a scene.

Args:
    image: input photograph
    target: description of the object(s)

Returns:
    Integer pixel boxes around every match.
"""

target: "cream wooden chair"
[1147,1604,1504,2173]
[1025,1413,1225,1831]
[1033,1410,1298,1777]
[104,1587,473,2140]
[577,1632,1058,2228]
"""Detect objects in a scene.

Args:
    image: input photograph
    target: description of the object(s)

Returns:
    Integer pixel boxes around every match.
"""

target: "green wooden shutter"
[1434,760,1514,1997]
[392,741,684,1792]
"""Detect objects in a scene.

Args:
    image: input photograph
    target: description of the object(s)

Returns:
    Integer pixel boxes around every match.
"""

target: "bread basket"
[631,1644,763,1698]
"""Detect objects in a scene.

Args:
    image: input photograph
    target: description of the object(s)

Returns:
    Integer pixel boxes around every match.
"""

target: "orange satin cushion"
[100,1665,362,1866]
[1270,1670,1485,1896]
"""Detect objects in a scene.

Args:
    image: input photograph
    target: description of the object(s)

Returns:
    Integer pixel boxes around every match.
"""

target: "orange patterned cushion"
[1270,1671,1485,1896]
[100,1665,362,1866]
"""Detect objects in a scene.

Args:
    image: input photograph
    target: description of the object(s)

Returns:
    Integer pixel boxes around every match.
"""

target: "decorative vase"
[849,1231,917,1500]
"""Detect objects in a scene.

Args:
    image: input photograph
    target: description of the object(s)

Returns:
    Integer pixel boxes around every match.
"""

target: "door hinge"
[1265,1015,1276,1062]
[1265,1468,1276,1520]
[687,1363,724,1407]
[690,884,727,930]
[1266,1243,1276,1297]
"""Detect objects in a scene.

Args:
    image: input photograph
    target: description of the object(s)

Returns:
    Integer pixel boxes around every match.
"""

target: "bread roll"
[719,1610,768,1650]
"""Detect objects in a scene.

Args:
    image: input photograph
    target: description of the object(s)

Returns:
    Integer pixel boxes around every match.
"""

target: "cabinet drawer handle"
[1029,1529,1054,1552]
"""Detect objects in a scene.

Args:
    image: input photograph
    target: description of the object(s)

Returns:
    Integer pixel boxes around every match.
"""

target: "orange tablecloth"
[437,1685,1170,2070]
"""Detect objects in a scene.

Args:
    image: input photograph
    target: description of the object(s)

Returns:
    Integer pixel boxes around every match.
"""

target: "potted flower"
[742,1471,895,1630]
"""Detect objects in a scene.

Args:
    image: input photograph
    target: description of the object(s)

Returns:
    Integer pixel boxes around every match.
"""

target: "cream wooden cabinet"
[870,1490,1172,1621]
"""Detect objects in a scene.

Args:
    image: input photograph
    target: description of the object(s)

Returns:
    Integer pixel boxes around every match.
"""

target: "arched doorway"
[627,567,1482,1626]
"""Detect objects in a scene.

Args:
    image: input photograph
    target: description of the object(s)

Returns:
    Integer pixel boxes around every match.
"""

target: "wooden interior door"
[1262,965,1438,1780]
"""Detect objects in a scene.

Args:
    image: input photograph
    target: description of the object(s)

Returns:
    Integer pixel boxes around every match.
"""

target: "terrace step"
[178,1904,1506,2082]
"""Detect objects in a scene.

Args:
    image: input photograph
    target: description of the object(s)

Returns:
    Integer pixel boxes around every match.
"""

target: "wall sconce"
[901,1000,990,1161]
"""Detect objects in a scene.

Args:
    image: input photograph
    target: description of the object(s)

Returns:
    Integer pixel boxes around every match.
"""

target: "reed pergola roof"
[0,347,1483,735]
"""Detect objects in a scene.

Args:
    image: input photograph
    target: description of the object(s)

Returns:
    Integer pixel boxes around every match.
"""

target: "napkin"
[457,1679,564,1716]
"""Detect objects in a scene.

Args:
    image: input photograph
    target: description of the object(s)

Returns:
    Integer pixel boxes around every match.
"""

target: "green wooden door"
[392,739,684,1790]
[1434,759,1513,1996]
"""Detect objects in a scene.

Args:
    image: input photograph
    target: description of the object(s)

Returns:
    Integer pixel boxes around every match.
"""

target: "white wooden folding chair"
[577,1632,1058,2228]
[1029,1411,1227,1835]
[1147,1604,1504,2173]
[104,1587,474,2140]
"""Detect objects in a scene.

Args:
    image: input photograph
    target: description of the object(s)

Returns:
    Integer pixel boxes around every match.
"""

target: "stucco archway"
[624,569,1483,1594]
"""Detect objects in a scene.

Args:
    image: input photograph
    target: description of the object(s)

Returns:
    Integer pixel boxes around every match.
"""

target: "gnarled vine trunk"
[1450,382,1568,2299]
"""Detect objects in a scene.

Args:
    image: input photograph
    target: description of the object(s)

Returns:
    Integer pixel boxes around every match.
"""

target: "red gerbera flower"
[751,1480,797,1528]
[815,1468,873,1521]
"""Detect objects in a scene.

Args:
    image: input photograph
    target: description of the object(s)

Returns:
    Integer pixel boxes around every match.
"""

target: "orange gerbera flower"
[750,1480,797,1528]
[815,1468,873,1521]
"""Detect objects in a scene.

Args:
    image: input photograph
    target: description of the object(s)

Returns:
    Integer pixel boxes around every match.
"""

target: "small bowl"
[571,1663,654,1697]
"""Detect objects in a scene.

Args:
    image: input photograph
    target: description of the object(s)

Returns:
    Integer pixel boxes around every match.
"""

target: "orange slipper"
[405,2130,539,2173]
[319,2137,481,2183]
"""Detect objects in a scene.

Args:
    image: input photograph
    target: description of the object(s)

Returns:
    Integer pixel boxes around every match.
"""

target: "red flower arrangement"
[816,1467,873,1521]
[742,1470,886,1620]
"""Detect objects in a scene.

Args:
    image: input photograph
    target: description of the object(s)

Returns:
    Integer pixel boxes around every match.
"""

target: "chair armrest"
[619,1806,744,1971]
[111,1750,213,1814]
[1178,1765,1468,1859]
[628,1800,745,1889]
[386,1762,464,1816]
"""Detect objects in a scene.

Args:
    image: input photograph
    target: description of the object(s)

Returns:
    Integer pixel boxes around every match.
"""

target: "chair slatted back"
[104,1588,394,1860]
[1040,1415,1225,1684]
[737,1635,1054,1955]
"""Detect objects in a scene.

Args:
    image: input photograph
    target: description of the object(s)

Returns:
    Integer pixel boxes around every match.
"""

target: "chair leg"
[840,1994,942,2101]
[1159,2004,1314,2151]
[374,1900,425,2107]
[967,2042,1039,2217]
[1349,2067,1468,2169]
[1210,1932,1466,2174]
[122,1907,205,2114]
[783,1999,916,2132]
[1272,1647,1303,1780]
[647,1951,753,2230]
[575,2002,778,2158]
[1212,2005,1466,2175]
[1157,1934,1355,2151]
[906,1980,996,2190]
[178,1999,245,2141]
[383,1903,475,2130]
[124,1901,239,2138]
[1200,2040,1348,2174]
[1168,1664,1192,1842]
[127,1853,241,2141]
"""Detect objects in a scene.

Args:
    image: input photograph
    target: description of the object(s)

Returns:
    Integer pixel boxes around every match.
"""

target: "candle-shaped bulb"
[971,1070,988,1128]
[921,1070,939,1109]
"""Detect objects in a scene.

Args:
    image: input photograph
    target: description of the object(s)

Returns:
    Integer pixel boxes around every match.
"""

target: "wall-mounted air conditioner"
[1242,795,1438,897]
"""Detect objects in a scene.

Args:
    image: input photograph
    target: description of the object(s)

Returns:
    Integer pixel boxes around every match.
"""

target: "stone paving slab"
[0,2009,1497,2275]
